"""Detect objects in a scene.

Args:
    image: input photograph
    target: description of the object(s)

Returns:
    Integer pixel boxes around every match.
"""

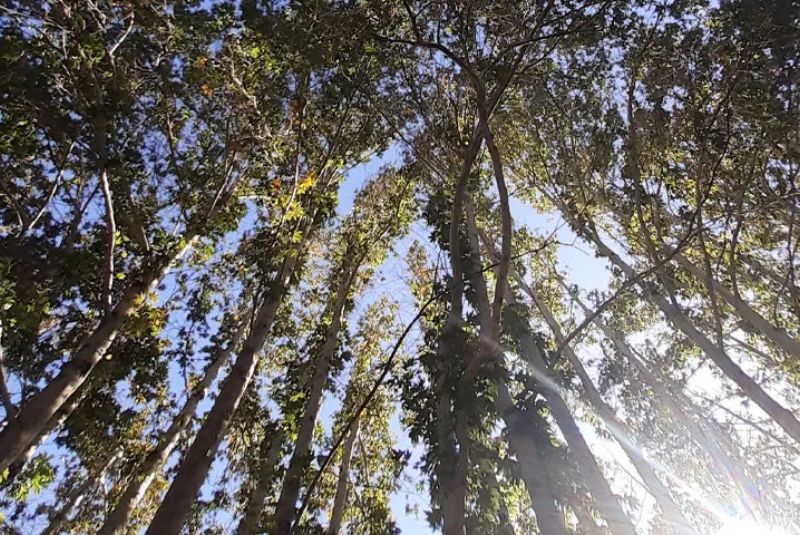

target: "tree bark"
[272,262,355,533]
[236,428,285,535]
[7,385,85,483]
[495,382,569,535]
[0,233,199,473]
[326,418,359,535]
[579,222,800,444]
[98,305,251,535]
[145,251,300,535]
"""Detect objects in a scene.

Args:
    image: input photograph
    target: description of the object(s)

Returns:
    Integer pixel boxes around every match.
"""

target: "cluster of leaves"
[2,1,800,535]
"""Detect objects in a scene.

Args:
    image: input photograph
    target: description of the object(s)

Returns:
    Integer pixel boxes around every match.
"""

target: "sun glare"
[716,518,788,535]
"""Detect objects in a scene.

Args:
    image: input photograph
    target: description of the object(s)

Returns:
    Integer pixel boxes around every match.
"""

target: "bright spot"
[716,518,788,535]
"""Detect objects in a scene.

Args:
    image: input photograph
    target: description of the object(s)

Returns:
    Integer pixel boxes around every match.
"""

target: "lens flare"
[716,518,788,535]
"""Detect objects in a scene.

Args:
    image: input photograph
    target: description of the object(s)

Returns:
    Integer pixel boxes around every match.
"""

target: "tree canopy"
[1,1,799,534]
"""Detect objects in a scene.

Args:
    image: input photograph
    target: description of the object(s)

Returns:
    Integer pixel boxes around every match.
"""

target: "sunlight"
[716,518,788,535]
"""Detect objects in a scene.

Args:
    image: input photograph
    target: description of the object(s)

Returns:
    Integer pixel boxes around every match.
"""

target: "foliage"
[1,1,800,534]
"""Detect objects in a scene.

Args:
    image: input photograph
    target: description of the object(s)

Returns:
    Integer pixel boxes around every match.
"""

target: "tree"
[3,1,800,534]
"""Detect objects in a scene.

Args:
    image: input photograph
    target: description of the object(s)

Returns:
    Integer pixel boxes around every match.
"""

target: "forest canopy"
[1,1,799,534]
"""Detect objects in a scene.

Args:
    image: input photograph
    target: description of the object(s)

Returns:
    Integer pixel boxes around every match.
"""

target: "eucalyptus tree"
[368,1,625,531]
[469,204,642,534]
[0,0,269,472]
[307,297,405,535]
[598,0,800,433]
[568,286,751,483]
[269,170,414,533]
[401,239,536,534]
[143,2,399,531]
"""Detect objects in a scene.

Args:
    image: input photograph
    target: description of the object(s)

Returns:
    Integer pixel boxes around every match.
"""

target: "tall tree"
[4,1,800,534]
[270,170,413,533]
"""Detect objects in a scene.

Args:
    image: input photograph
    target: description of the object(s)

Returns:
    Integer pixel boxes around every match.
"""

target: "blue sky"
[5,140,788,535]
[330,146,614,534]
[7,133,757,535]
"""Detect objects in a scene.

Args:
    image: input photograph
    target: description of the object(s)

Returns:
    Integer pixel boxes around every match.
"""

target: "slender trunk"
[495,382,569,535]
[7,387,85,483]
[236,429,285,535]
[326,418,359,535]
[0,232,199,472]
[145,252,300,535]
[567,287,751,495]
[477,105,511,321]
[669,249,800,358]
[99,169,116,315]
[436,131,483,535]
[98,307,251,535]
[435,377,459,534]
[580,222,800,444]
[516,322,638,535]
[43,450,120,535]
[522,280,690,533]
[272,265,354,533]
[469,216,633,535]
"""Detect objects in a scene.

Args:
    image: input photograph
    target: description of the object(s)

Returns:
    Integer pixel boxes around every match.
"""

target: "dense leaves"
[1,1,799,534]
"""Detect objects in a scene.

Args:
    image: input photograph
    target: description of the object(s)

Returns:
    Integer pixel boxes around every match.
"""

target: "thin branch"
[292,243,554,529]
[20,142,74,237]
[107,10,135,63]
[99,170,116,316]
[554,221,702,355]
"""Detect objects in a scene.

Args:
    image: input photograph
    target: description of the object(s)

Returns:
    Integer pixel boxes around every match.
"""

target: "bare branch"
[99,170,116,316]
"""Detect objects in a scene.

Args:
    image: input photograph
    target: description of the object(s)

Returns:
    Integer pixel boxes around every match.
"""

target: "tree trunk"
[516,322,638,535]
[435,375,459,535]
[471,218,635,535]
[495,382,569,535]
[326,418,359,535]
[0,233,199,473]
[669,249,800,358]
[567,287,752,497]
[580,222,800,444]
[43,449,120,535]
[522,278,691,533]
[236,428,285,535]
[145,252,300,535]
[98,306,251,535]
[435,131,483,535]
[272,264,355,533]
[6,388,84,484]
